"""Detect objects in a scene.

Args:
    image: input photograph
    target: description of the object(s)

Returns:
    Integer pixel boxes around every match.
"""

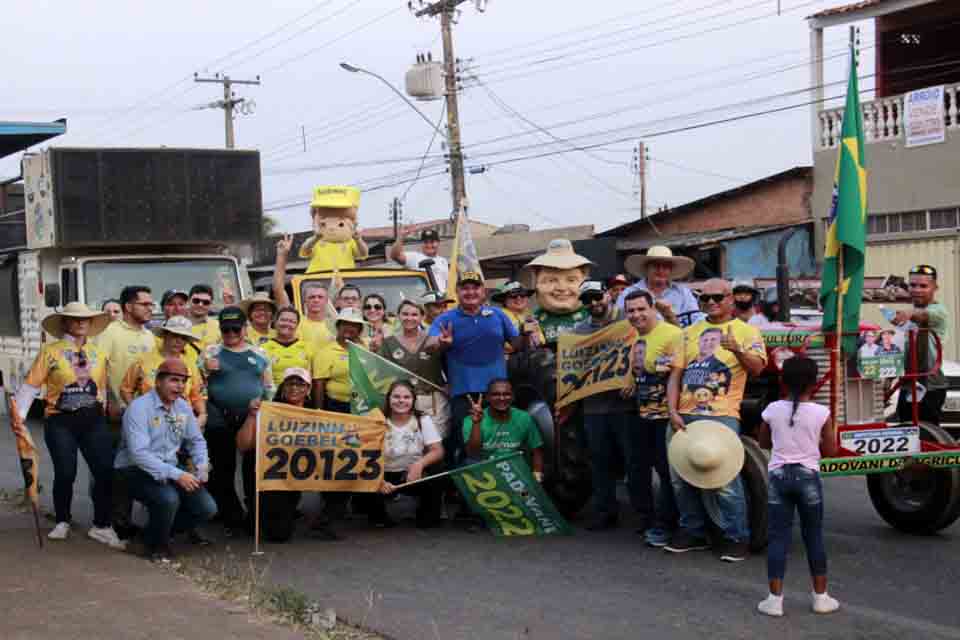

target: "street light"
[339,62,444,136]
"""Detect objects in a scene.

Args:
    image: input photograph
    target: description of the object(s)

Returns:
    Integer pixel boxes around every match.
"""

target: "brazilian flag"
[820,45,867,353]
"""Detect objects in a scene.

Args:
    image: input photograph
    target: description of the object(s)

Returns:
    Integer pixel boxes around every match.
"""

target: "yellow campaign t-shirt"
[97,321,157,405]
[25,339,109,416]
[677,319,766,420]
[262,338,316,388]
[246,325,275,347]
[120,350,203,407]
[633,321,683,420]
[301,239,360,274]
[299,317,334,349]
[191,317,221,350]
[313,340,351,403]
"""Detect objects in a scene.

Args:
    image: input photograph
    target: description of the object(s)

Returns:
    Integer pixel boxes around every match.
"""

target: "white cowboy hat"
[41,302,112,339]
[625,245,695,281]
[239,291,278,317]
[524,238,594,271]
[668,419,745,489]
[152,315,200,342]
[334,307,368,326]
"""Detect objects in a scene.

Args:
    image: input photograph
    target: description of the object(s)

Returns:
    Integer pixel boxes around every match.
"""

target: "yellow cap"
[310,185,361,209]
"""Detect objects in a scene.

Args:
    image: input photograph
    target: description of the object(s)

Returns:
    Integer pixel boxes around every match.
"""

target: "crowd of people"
[12,229,949,615]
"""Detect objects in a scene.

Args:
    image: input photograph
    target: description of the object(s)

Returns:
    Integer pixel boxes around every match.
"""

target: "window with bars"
[930,208,959,230]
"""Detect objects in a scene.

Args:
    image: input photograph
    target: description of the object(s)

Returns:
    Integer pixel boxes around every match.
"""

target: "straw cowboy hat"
[152,315,200,342]
[524,238,594,271]
[668,419,745,489]
[41,302,112,339]
[239,291,278,317]
[625,245,695,281]
[334,307,368,326]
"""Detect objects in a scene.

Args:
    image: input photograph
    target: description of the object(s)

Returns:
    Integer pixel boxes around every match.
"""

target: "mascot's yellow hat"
[310,185,361,209]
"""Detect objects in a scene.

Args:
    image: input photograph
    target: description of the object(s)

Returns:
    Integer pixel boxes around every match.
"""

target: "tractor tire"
[867,422,960,535]
[740,435,770,551]
[547,411,592,519]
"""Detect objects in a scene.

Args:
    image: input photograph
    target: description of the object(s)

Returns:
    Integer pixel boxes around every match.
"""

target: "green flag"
[347,342,442,414]
[451,452,573,536]
[819,44,867,353]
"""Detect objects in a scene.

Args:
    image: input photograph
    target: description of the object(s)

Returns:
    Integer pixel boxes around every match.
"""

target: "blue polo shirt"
[429,305,518,397]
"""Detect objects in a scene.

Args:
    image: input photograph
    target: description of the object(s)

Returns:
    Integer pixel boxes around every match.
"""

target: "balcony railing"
[816,83,960,150]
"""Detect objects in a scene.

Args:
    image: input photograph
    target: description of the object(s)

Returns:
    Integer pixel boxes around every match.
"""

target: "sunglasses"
[221,325,244,334]
[700,293,728,304]
[363,304,384,311]
[192,297,212,306]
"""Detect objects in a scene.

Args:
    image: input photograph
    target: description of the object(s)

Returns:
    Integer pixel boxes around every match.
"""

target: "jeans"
[107,417,134,532]
[638,418,679,530]
[446,395,472,469]
[123,467,218,549]
[897,387,946,426]
[583,412,646,519]
[669,415,749,543]
[205,402,247,526]
[44,411,113,527]
[767,464,827,581]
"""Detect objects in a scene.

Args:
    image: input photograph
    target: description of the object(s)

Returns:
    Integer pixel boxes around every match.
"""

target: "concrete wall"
[723,226,816,280]
[812,128,960,261]
[618,173,812,244]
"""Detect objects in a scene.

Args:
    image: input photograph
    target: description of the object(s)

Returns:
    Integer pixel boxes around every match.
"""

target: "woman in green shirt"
[379,300,450,438]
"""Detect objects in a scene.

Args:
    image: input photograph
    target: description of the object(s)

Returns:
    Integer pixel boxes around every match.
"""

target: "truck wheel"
[867,422,960,534]
[740,436,770,551]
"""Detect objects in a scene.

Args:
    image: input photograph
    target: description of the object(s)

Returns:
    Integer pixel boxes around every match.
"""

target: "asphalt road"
[2,420,958,640]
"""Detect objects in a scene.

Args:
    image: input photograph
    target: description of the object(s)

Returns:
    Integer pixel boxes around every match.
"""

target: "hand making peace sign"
[468,393,484,424]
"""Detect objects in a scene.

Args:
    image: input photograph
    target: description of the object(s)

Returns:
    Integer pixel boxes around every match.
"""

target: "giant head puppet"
[524,238,593,344]
[299,185,369,274]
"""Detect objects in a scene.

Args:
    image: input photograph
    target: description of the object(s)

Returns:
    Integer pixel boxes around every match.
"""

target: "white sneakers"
[758,592,840,616]
[87,526,127,550]
[757,594,784,617]
[811,592,840,614]
[48,522,71,540]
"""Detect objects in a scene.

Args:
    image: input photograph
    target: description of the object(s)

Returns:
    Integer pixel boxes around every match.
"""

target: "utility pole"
[389,197,403,243]
[632,141,649,219]
[412,0,473,219]
[194,73,261,149]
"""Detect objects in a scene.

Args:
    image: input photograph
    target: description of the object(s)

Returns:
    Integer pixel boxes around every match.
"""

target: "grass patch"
[171,550,383,640]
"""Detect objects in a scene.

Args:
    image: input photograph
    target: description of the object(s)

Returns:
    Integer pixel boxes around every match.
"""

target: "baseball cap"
[218,306,247,329]
[579,280,606,302]
[282,367,312,385]
[420,291,452,306]
[457,271,484,286]
[157,358,190,378]
[421,229,440,242]
[606,274,629,287]
[161,289,188,307]
[909,264,938,280]
[732,280,758,294]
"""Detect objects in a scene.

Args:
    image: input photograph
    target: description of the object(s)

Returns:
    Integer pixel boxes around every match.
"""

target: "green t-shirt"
[534,307,589,344]
[907,302,950,390]
[462,407,544,460]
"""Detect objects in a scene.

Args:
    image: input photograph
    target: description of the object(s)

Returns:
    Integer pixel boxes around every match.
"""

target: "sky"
[3,0,876,236]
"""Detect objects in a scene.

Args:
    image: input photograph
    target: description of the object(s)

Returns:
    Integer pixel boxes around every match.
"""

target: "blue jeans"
[44,411,114,527]
[123,467,218,549]
[669,415,749,543]
[767,464,827,581]
[583,412,645,518]
[638,418,679,530]
[446,395,472,469]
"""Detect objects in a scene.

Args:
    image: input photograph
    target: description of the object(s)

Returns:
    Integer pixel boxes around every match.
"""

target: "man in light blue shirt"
[617,245,705,328]
[116,358,216,562]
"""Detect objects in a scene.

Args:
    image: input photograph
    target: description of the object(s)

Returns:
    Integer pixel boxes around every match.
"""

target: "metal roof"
[808,0,886,18]
[614,223,804,253]
[807,0,939,26]
[597,166,811,238]
[0,119,67,158]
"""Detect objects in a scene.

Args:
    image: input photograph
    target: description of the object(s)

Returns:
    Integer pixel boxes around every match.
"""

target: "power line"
[401,103,447,202]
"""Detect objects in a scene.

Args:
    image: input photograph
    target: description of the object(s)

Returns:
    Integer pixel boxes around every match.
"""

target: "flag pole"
[833,250,844,428]
[252,411,263,556]
[31,503,43,548]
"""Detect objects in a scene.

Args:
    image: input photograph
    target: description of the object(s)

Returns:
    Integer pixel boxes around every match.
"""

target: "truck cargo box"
[19,147,262,250]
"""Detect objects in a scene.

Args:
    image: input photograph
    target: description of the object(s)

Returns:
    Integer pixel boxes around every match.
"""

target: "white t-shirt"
[384,414,441,473]
[404,251,449,293]
[762,400,830,472]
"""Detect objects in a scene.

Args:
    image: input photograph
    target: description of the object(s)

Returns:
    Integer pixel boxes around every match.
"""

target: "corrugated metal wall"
[862,235,959,361]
